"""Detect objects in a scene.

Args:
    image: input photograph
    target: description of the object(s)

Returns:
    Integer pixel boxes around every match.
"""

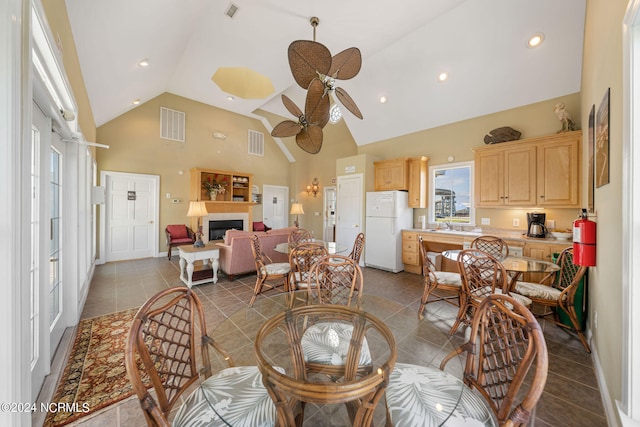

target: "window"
[429,161,474,225]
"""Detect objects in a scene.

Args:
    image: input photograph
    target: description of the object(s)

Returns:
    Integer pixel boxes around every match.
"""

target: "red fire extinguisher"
[573,209,596,266]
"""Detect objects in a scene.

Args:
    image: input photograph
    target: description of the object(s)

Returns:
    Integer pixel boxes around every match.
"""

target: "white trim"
[621,0,640,424]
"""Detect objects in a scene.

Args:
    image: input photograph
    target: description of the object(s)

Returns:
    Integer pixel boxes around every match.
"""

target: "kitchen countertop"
[403,228,572,245]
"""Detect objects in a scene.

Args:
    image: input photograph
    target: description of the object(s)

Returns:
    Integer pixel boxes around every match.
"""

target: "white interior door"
[262,185,288,229]
[336,174,363,253]
[102,172,158,262]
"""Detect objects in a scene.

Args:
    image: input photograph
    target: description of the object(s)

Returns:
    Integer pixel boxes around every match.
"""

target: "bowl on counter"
[550,231,572,240]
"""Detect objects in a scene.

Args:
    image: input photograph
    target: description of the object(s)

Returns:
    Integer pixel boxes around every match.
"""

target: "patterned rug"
[44,308,144,426]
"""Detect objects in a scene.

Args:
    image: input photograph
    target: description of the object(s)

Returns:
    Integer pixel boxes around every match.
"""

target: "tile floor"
[35,257,607,426]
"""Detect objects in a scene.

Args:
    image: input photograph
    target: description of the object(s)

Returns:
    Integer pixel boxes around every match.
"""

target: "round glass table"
[177,291,497,427]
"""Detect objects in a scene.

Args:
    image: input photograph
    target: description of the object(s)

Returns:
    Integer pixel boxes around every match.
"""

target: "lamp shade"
[187,201,208,217]
[290,203,304,215]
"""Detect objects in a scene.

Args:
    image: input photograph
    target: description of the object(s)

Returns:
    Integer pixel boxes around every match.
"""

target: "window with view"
[429,161,474,225]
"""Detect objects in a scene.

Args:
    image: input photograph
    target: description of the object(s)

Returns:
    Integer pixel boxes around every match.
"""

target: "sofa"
[216,227,297,279]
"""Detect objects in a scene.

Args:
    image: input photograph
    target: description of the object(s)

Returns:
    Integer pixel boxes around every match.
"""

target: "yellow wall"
[580,0,627,420]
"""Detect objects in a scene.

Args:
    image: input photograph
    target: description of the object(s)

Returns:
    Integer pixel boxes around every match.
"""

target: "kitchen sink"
[423,229,482,236]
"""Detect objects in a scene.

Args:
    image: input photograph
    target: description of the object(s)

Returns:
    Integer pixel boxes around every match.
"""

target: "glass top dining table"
[442,249,560,289]
[185,290,497,427]
[274,240,349,254]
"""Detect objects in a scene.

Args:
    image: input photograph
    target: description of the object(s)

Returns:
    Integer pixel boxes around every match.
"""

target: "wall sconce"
[306,178,319,197]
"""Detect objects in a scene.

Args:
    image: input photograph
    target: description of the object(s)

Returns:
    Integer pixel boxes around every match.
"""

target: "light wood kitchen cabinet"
[474,131,581,208]
[402,231,420,272]
[475,145,536,207]
[190,168,253,203]
[408,156,429,208]
[374,158,409,191]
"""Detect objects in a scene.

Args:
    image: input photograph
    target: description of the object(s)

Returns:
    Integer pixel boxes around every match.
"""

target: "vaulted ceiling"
[65,0,586,146]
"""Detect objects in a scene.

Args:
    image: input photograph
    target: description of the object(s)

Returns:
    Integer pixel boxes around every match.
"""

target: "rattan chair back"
[249,233,290,306]
[255,304,397,427]
[449,249,508,334]
[288,228,312,247]
[470,235,510,257]
[125,287,234,426]
[441,294,548,427]
[308,254,363,307]
[348,232,365,264]
[289,242,328,288]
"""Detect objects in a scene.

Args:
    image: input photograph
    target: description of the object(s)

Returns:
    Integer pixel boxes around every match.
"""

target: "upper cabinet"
[374,157,429,208]
[473,131,581,208]
[374,158,409,191]
[408,156,429,208]
[190,168,254,203]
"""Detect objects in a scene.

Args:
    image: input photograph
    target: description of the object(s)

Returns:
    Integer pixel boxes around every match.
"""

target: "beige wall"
[358,93,583,231]
[580,0,627,421]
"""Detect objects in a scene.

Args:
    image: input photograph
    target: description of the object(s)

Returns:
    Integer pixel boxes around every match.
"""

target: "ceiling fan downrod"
[310,16,319,41]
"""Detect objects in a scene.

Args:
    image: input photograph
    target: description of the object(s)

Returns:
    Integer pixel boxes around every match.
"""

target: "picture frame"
[595,88,610,188]
[588,104,595,212]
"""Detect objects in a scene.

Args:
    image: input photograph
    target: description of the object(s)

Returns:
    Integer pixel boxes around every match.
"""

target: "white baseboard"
[591,338,621,427]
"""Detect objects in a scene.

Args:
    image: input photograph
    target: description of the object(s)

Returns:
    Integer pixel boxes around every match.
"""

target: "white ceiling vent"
[248,130,264,156]
[225,3,239,19]
[160,107,185,142]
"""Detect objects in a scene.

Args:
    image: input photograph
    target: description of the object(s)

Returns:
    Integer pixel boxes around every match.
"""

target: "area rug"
[43,307,146,426]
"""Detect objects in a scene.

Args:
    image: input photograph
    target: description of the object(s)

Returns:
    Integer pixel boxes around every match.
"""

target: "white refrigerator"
[364,191,413,273]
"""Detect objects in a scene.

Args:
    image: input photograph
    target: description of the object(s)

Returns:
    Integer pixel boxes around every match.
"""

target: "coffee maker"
[527,212,547,238]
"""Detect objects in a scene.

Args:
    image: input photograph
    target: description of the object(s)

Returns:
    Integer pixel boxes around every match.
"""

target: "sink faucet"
[444,221,452,230]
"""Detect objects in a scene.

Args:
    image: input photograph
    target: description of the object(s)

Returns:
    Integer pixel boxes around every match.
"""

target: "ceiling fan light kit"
[271,16,363,154]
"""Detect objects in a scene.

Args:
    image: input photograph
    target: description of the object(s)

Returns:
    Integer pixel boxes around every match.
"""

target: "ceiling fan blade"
[305,79,330,128]
[296,126,323,154]
[288,40,332,89]
[329,47,362,80]
[335,87,363,119]
[271,120,302,137]
[281,94,303,118]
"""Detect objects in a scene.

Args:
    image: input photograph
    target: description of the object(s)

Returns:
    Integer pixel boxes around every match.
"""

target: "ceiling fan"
[270,79,329,154]
[271,17,363,154]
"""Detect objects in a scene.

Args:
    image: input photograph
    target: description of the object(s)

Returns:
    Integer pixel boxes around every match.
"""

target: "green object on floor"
[552,252,587,330]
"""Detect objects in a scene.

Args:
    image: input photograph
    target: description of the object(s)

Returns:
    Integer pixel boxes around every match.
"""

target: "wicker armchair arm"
[201,335,236,377]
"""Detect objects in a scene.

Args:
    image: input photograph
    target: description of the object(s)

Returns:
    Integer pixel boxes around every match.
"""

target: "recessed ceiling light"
[138,58,150,67]
[131,99,140,105]
[438,72,448,82]
[379,96,387,104]
[226,96,234,101]
[527,33,544,48]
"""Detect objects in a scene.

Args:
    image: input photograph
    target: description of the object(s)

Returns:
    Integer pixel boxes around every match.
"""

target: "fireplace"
[209,220,243,241]
[203,212,249,243]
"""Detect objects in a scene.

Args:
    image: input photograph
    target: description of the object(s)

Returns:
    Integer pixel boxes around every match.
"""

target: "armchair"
[165,224,195,260]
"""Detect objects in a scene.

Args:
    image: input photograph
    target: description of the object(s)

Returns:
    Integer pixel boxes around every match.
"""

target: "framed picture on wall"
[588,104,595,212]
[595,88,610,188]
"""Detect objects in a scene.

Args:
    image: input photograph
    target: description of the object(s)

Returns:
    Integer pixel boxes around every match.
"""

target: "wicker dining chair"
[417,235,462,320]
[125,287,277,427]
[348,232,365,264]
[288,228,312,247]
[514,247,591,352]
[449,249,532,335]
[303,255,370,377]
[249,234,291,306]
[440,294,549,427]
[288,242,328,291]
[470,235,510,257]
[255,304,397,427]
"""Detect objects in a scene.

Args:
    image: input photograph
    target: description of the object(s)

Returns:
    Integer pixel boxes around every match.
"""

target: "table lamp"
[186,201,208,247]
[290,203,304,228]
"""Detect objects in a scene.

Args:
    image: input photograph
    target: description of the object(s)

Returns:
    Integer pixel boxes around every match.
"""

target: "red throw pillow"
[253,221,266,232]
[167,224,189,239]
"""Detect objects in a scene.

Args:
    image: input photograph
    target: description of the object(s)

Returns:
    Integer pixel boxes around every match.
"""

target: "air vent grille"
[226,3,239,18]
[160,107,185,142]
[248,130,264,156]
